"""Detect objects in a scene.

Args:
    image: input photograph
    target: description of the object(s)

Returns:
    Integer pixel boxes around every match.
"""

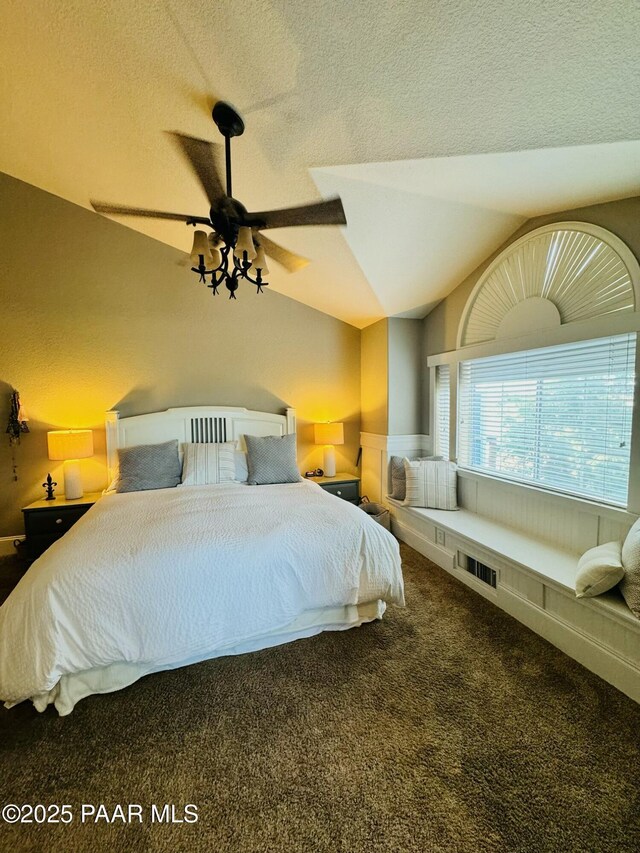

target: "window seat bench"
[388,499,640,704]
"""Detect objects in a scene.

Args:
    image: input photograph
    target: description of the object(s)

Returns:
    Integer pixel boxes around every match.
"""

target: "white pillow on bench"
[403,459,458,511]
[575,541,625,599]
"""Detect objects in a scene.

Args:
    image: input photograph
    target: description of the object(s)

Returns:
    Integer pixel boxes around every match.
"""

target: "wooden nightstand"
[309,473,360,504]
[21,492,102,561]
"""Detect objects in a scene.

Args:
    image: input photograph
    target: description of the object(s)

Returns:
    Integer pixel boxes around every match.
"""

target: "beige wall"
[360,318,388,434]
[0,173,361,537]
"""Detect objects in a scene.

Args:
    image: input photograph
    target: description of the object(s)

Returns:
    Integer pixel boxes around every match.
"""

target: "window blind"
[457,334,636,506]
[435,364,450,459]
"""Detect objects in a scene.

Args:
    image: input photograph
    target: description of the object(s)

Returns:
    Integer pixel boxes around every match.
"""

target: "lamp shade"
[47,429,93,461]
[314,422,344,446]
[234,226,256,261]
[190,230,214,267]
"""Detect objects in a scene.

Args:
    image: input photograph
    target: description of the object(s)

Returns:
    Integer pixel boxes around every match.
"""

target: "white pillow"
[235,450,248,483]
[181,441,237,486]
[575,541,625,599]
[403,459,458,510]
[620,519,640,617]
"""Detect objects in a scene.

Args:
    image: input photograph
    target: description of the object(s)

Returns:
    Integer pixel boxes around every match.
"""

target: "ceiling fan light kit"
[92,102,346,300]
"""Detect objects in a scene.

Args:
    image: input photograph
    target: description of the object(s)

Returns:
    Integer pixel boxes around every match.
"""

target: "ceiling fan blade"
[256,233,310,273]
[247,197,346,230]
[91,201,210,226]
[167,132,226,208]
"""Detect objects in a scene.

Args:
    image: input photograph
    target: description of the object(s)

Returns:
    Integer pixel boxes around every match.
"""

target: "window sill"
[455,467,637,524]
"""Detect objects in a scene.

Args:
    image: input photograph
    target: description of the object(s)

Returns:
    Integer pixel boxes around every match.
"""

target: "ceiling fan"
[91,101,347,298]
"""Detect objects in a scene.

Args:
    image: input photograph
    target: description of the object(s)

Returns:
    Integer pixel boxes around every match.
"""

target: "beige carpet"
[1,543,639,853]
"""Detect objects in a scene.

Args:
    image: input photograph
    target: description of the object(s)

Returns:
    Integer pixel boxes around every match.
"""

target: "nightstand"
[309,473,360,504]
[21,492,102,561]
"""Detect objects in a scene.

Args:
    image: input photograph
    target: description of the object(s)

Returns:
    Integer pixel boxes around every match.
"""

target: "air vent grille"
[466,557,497,589]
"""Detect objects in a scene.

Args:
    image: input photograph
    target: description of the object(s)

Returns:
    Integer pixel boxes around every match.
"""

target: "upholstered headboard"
[105,406,296,483]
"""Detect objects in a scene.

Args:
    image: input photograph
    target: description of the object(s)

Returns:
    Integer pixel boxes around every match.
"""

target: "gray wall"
[388,318,422,435]
[0,173,361,536]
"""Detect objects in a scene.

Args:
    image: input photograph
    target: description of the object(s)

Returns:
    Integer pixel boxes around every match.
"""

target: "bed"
[0,406,404,715]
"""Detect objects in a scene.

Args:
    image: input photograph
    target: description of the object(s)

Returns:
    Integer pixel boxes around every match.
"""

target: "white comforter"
[0,480,403,714]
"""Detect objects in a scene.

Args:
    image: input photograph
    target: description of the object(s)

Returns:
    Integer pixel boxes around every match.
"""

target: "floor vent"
[466,558,497,589]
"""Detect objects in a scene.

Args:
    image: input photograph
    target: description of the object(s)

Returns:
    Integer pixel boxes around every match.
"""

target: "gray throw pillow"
[116,440,182,493]
[389,456,407,500]
[244,433,302,485]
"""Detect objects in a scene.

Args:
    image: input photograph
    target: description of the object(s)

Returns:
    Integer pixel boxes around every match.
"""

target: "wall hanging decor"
[42,473,57,501]
[6,389,29,481]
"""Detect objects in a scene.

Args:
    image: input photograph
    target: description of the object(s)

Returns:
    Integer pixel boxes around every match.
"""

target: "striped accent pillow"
[181,441,237,486]
[389,454,443,500]
[403,459,458,510]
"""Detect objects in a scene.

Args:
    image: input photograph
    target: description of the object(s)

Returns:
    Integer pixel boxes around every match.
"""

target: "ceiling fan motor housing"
[212,102,245,138]
[210,196,252,245]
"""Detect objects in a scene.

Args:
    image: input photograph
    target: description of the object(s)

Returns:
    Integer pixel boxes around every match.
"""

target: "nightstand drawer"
[321,481,359,502]
[25,506,89,536]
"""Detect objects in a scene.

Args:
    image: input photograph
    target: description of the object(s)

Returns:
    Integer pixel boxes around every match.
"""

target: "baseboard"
[0,536,22,557]
[499,585,640,704]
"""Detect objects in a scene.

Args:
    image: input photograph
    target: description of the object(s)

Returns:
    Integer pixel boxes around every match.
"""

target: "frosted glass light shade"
[190,230,213,266]
[314,422,344,446]
[254,244,269,275]
[234,226,256,261]
[47,429,93,461]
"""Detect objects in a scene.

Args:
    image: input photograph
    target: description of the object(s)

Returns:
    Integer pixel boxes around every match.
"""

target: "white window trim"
[427,311,640,369]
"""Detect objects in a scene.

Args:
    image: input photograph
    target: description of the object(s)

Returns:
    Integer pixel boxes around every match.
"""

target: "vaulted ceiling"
[1,0,639,327]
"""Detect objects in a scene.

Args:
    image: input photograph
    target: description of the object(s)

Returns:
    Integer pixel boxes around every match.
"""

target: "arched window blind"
[458,334,636,507]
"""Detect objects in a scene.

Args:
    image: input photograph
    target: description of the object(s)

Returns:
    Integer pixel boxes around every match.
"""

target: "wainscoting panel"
[359,433,432,503]
[457,471,635,554]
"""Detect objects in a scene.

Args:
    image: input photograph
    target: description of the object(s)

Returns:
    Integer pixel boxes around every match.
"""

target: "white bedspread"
[0,480,403,714]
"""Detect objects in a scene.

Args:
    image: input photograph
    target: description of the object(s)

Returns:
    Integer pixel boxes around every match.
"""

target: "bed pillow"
[620,519,640,617]
[389,455,442,501]
[575,541,625,599]
[403,459,458,510]
[116,440,182,493]
[181,441,237,486]
[244,433,302,485]
[235,450,249,483]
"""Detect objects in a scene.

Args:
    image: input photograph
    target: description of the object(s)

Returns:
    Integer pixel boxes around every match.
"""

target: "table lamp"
[314,422,344,478]
[47,429,94,499]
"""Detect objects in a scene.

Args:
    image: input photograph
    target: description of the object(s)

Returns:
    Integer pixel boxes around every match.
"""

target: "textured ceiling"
[1,0,639,327]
